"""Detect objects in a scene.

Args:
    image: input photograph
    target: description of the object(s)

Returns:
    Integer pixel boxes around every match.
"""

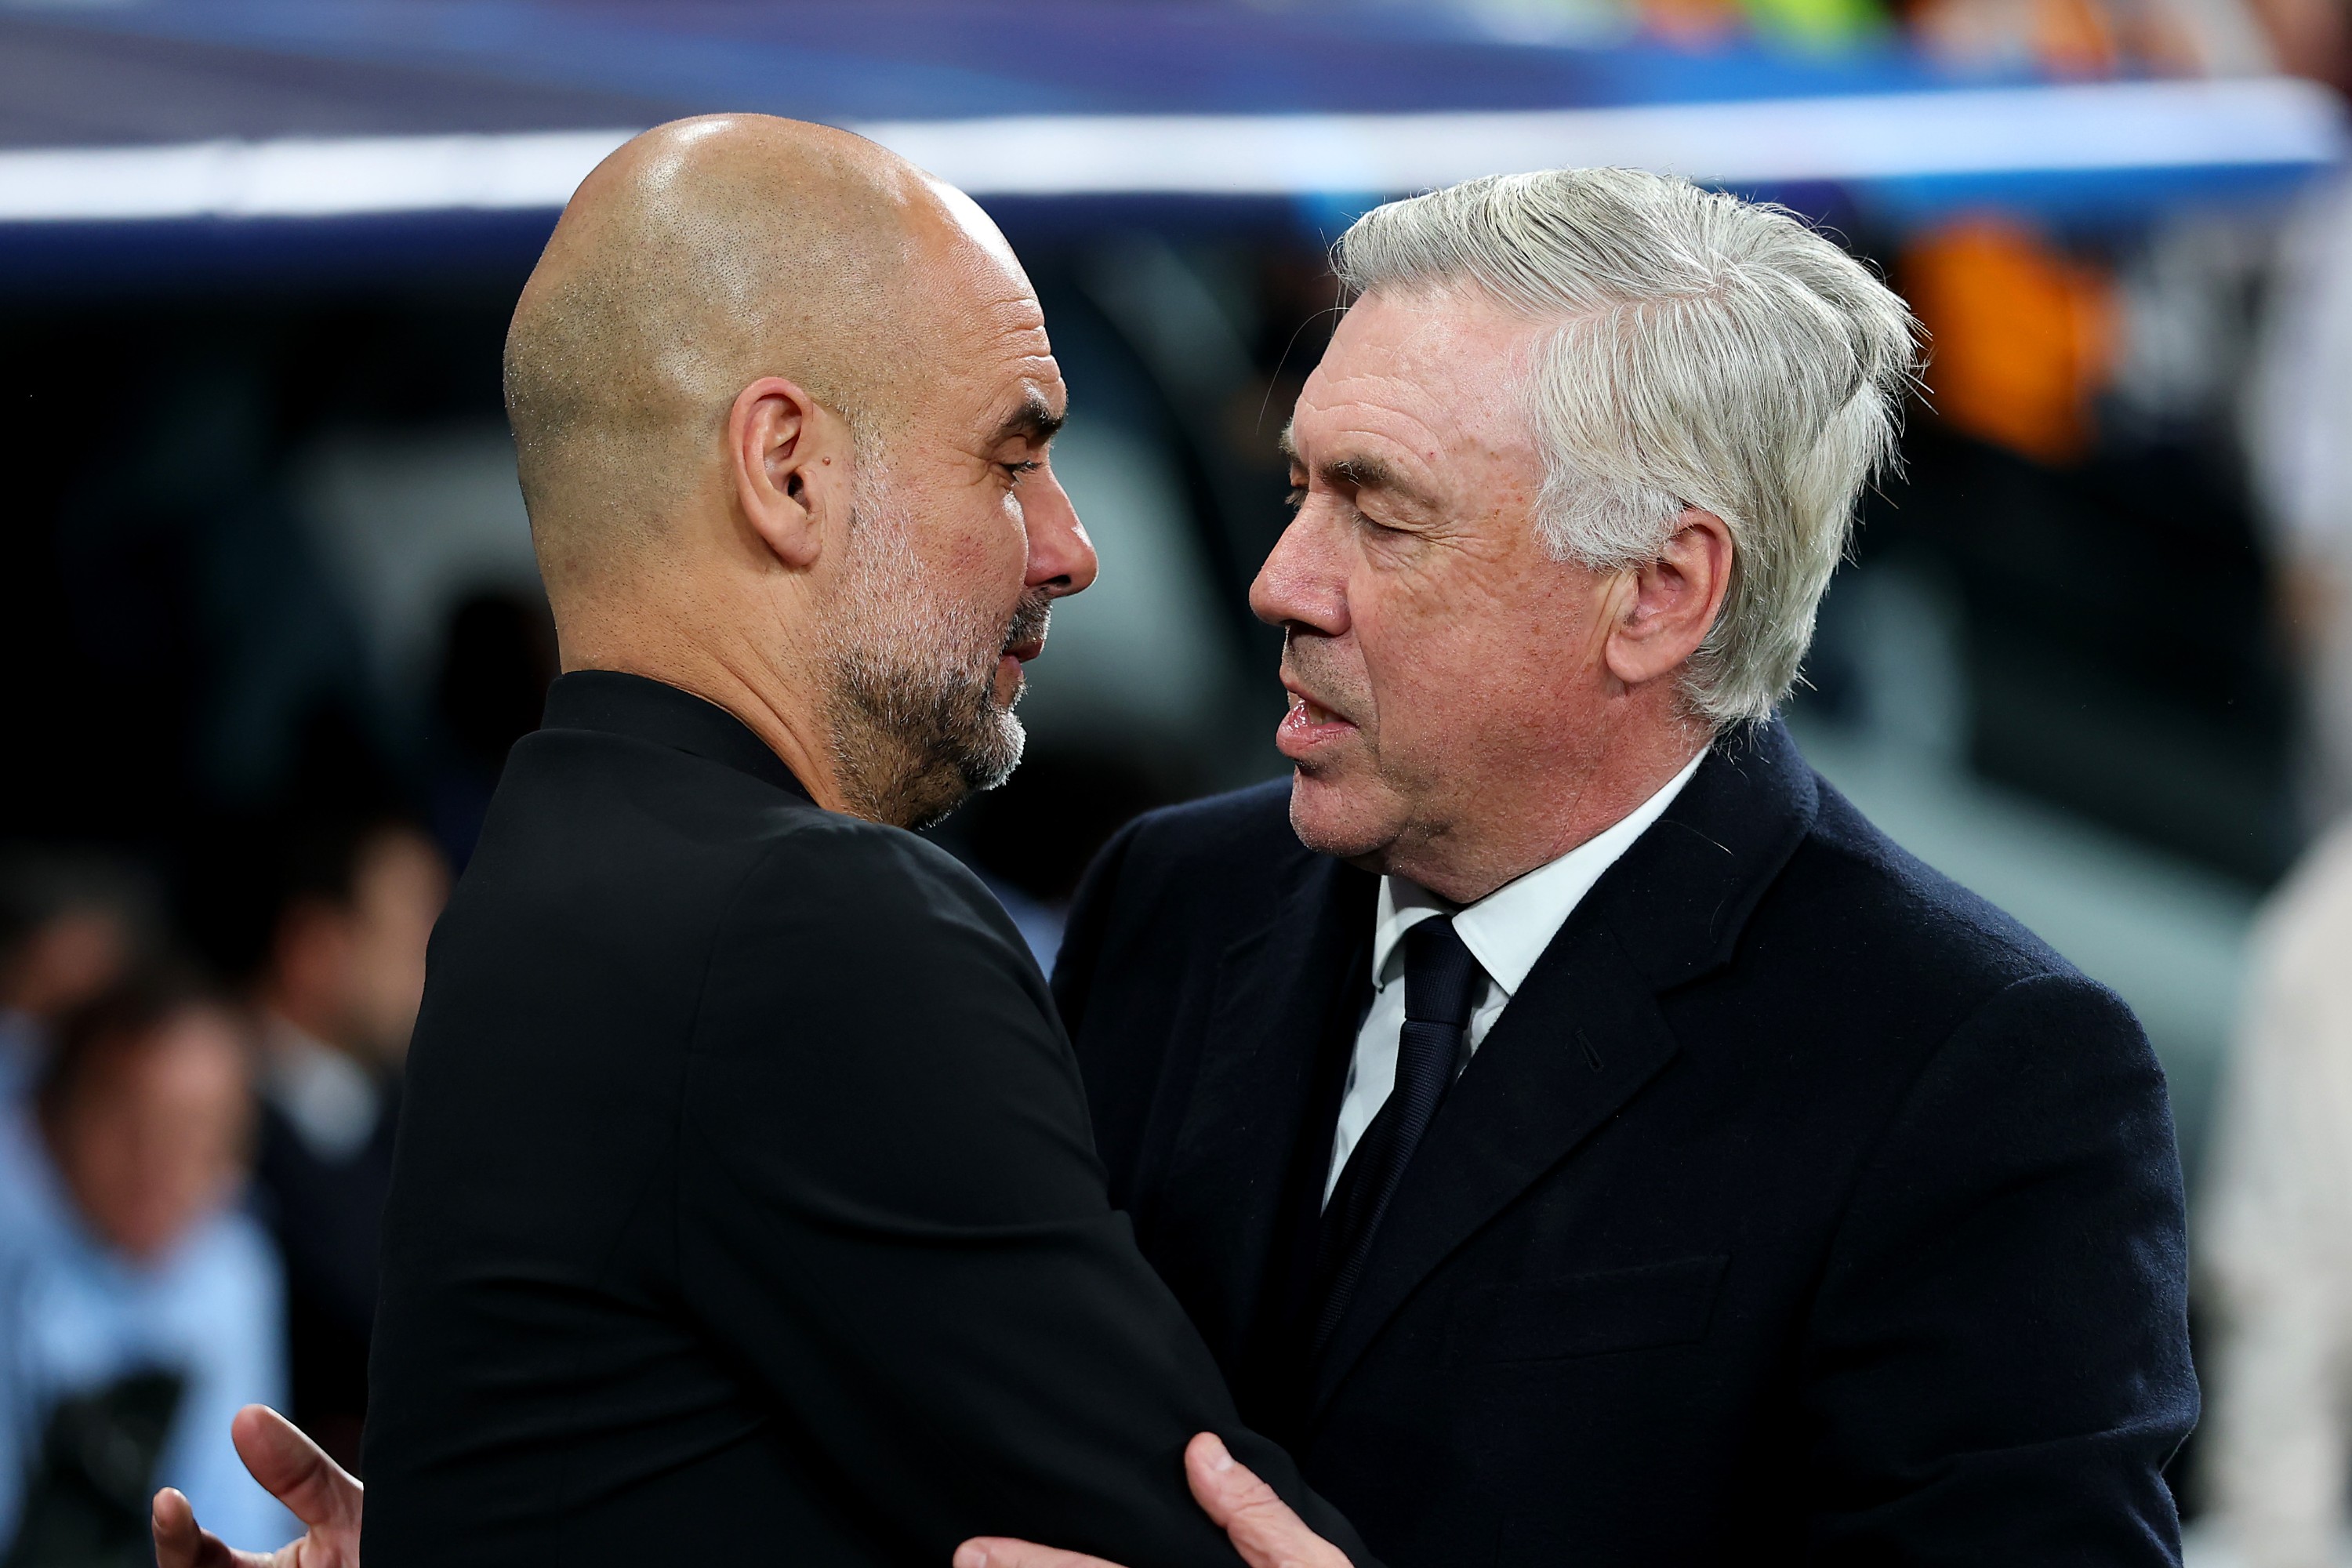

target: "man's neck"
[1378,722,1713,905]
[557,620,850,816]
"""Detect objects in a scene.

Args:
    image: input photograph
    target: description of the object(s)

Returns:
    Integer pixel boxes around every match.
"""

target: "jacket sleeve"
[1798,971,2197,1566]
[673,819,1368,1568]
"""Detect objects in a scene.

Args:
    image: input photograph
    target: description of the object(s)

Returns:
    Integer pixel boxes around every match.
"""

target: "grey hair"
[1334,168,1920,727]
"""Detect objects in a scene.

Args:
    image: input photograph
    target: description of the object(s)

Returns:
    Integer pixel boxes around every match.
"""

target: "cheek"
[1353,572,1498,732]
[1357,571,1588,758]
[935,494,1029,602]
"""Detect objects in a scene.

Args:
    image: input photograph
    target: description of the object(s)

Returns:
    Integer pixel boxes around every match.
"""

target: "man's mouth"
[996,637,1043,690]
[993,597,1051,696]
[1000,593,1052,666]
[1276,675,1359,759]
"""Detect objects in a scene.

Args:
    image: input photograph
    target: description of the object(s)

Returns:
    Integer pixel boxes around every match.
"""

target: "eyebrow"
[1322,452,1413,495]
[990,389,1065,448]
[1279,428,1439,512]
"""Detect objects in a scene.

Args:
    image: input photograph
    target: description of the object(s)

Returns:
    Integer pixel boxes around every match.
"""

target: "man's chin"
[1284,769,1400,865]
[967,709,1026,794]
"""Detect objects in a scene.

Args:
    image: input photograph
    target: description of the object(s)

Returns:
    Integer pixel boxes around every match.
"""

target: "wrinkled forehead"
[1292,288,1542,464]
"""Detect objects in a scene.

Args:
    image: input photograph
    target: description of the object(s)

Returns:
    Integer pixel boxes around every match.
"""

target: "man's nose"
[1249,512,1346,634]
[1025,468,1099,599]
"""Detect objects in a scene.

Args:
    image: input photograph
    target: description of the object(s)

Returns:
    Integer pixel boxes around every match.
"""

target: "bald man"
[201,117,1365,1568]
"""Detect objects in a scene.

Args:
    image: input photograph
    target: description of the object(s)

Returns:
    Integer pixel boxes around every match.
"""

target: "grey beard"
[826,620,1031,831]
[822,485,1051,830]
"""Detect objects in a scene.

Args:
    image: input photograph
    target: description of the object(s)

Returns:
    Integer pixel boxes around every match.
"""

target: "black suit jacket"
[1058,720,2196,1567]
[364,672,1367,1568]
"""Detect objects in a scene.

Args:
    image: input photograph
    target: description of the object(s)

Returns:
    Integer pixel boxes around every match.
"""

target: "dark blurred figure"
[426,591,557,869]
[247,815,448,1472]
[948,751,1171,967]
[0,970,292,1563]
[0,853,151,1102]
[38,359,377,838]
[0,852,152,1236]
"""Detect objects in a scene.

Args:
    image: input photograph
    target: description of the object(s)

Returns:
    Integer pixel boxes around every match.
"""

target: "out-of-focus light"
[0,78,2337,223]
[0,129,636,222]
[869,79,2347,194]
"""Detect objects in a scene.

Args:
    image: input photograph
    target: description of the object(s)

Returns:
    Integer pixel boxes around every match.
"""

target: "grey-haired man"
[991,169,2192,1567]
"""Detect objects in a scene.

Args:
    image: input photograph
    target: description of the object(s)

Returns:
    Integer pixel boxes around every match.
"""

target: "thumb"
[151,1486,230,1568]
[1183,1433,1347,1568]
[229,1405,362,1530]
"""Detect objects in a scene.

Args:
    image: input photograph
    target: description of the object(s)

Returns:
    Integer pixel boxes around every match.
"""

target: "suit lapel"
[1306,720,1821,1419]
[1151,851,1374,1364]
[1307,925,1679,1414]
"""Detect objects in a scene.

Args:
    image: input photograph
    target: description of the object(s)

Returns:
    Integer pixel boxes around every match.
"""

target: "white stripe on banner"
[0,77,2339,223]
[0,129,638,223]
[866,78,2349,194]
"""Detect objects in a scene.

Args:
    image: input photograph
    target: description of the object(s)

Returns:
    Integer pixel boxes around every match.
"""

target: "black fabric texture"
[363,671,1368,1568]
[1054,719,2197,1568]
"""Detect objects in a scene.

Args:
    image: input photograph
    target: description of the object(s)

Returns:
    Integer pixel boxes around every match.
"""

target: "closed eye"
[1003,459,1043,484]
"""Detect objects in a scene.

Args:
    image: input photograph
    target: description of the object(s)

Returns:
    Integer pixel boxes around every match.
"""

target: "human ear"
[1603,506,1734,688]
[728,376,855,571]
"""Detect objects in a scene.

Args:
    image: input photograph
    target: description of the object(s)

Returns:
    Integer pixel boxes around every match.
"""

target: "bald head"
[506,114,1018,593]
[502,114,1094,829]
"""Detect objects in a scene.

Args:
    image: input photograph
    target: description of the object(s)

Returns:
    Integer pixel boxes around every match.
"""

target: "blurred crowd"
[0,812,447,1567]
[1455,0,2332,71]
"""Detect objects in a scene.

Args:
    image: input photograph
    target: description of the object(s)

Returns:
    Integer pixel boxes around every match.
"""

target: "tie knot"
[1403,917,1481,1030]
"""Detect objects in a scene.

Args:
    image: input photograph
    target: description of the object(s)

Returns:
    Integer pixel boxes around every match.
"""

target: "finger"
[1183,1432,1285,1526]
[952,1537,1127,1568]
[152,1486,238,1568]
[1184,1433,1348,1568]
[229,1406,363,1530]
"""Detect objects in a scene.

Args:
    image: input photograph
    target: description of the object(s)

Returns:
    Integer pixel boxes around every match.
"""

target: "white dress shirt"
[260,1015,383,1164]
[1326,750,1707,1202]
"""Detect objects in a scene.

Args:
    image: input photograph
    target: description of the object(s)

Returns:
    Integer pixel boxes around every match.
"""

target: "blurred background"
[1,0,2350,1562]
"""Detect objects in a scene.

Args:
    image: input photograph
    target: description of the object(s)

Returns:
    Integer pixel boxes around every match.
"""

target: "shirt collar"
[1370,747,1708,997]
[540,670,813,801]
[260,1015,383,1164]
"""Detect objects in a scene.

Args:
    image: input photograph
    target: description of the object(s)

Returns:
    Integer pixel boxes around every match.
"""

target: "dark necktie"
[1312,915,1482,1353]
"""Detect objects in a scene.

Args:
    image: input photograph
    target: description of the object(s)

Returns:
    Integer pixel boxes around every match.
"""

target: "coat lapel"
[1307,720,1821,1418]
[1306,926,1679,1414]
[1150,851,1374,1365]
